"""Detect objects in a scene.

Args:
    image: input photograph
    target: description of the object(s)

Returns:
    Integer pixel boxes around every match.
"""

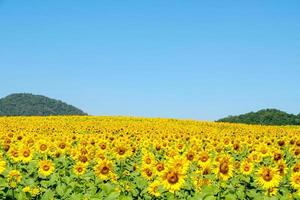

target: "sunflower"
[167,155,189,174]
[277,160,287,177]
[266,187,278,196]
[113,143,132,160]
[23,186,31,193]
[142,152,155,167]
[198,163,213,176]
[198,151,211,168]
[73,162,86,176]
[0,160,6,174]
[291,172,300,190]
[214,156,233,181]
[193,176,211,192]
[148,180,161,197]
[161,167,185,193]
[141,166,154,181]
[94,159,114,180]
[39,160,55,177]
[256,167,281,190]
[293,163,300,173]
[7,170,22,188]
[36,139,48,154]
[30,187,40,197]
[8,146,20,162]
[240,160,253,176]
[20,145,33,163]
[185,150,196,162]
[154,161,165,176]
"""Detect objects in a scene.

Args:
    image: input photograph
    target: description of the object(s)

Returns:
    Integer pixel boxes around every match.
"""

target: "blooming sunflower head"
[161,167,185,193]
[73,162,86,176]
[240,160,253,176]
[291,172,300,190]
[39,160,55,177]
[148,180,161,197]
[7,170,22,188]
[256,166,281,190]
[94,159,114,180]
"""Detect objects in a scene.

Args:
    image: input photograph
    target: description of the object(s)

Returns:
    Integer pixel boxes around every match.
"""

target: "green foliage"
[0,93,87,116]
[217,109,300,126]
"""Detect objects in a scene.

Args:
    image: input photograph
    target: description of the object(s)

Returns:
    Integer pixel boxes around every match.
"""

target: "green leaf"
[204,196,216,200]
[41,190,55,200]
[15,191,27,200]
[106,191,120,200]
[225,193,236,200]
[101,183,115,194]
[56,183,67,197]
[0,177,7,187]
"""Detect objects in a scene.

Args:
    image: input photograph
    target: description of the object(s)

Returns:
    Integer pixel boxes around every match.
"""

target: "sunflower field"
[0,116,300,199]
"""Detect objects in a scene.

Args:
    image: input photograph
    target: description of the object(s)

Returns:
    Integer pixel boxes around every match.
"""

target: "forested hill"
[217,109,300,126]
[0,93,87,116]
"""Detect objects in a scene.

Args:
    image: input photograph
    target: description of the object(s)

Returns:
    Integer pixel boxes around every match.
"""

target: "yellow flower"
[240,160,253,176]
[256,167,281,190]
[0,160,6,174]
[161,168,185,193]
[39,160,55,177]
[167,155,189,174]
[266,187,278,196]
[142,152,155,167]
[36,140,48,154]
[214,156,233,181]
[148,180,161,197]
[113,142,132,160]
[291,172,300,190]
[8,146,21,163]
[141,166,154,181]
[30,187,40,197]
[73,162,86,176]
[20,145,33,163]
[7,170,22,188]
[23,186,31,193]
[94,159,114,180]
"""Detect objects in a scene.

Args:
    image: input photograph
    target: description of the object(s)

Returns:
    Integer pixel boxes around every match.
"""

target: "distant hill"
[0,93,87,116]
[217,109,300,126]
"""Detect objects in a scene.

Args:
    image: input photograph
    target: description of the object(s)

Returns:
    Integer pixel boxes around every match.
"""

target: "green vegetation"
[217,109,300,125]
[0,93,87,116]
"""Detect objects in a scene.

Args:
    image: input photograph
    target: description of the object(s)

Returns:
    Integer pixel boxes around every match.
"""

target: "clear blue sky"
[0,1,300,120]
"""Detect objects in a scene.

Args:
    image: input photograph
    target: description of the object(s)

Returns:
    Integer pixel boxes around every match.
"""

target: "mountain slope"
[0,93,87,116]
[217,109,300,125]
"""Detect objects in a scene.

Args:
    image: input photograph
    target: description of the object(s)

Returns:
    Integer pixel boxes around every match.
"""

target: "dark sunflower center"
[59,143,66,149]
[23,150,30,157]
[118,148,125,155]
[200,155,208,162]
[146,169,152,177]
[43,165,50,171]
[167,172,179,184]
[79,155,88,163]
[40,144,47,151]
[12,151,18,157]
[203,168,210,175]
[157,164,164,171]
[262,169,273,182]
[187,153,194,161]
[101,166,109,174]
[100,143,106,150]
[274,153,282,161]
[219,162,229,174]
[77,167,83,173]
[145,158,151,164]
[244,165,250,172]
